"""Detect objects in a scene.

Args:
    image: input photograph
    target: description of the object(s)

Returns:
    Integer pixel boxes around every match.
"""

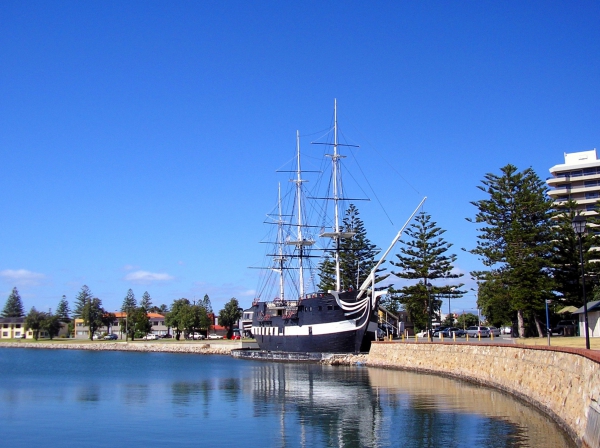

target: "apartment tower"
[547,149,600,216]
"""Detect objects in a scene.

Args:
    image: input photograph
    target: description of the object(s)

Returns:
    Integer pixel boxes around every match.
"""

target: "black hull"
[251,291,378,354]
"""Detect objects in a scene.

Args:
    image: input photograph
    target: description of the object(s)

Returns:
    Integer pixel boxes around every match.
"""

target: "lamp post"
[572,214,591,350]
[545,299,551,347]
[426,281,433,338]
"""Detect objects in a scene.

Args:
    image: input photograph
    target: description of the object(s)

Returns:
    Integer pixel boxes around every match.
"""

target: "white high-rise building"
[547,149,600,216]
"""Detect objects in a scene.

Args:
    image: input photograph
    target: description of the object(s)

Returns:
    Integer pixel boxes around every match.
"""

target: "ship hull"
[251,291,378,354]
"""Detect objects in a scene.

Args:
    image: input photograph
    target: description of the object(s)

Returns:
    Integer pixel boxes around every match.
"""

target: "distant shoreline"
[0,340,237,355]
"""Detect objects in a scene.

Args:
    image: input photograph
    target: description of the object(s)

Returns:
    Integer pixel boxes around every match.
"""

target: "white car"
[207,333,223,340]
[143,334,159,340]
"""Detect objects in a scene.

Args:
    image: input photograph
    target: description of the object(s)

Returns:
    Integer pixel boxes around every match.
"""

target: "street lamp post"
[545,299,551,347]
[572,214,591,350]
[426,281,433,338]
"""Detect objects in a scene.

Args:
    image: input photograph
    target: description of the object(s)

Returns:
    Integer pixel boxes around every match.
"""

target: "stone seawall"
[0,341,236,355]
[367,342,600,448]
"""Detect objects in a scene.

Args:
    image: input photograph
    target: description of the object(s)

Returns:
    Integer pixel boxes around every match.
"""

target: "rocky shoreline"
[0,341,233,355]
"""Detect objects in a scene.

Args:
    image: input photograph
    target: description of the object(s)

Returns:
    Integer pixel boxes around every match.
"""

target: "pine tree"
[388,211,464,331]
[551,200,600,308]
[121,289,136,312]
[318,204,385,292]
[1,287,24,317]
[201,294,213,314]
[73,285,93,318]
[469,164,555,338]
[56,295,71,323]
[140,291,152,310]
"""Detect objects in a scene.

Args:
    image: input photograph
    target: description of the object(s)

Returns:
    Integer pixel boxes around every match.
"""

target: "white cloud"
[0,269,46,286]
[124,270,174,283]
[123,265,139,271]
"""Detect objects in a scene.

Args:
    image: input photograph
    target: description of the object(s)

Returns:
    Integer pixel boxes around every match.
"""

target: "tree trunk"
[534,313,545,338]
[517,310,525,338]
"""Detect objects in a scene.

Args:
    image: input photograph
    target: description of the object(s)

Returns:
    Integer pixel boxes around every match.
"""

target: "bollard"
[491,332,494,340]
[453,332,456,342]
[478,333,481,341]
[401,333,405,342]
[466,333,469,341]
[440,333,444,342]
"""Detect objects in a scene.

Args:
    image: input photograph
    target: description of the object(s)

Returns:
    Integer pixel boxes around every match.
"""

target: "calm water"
[0,348,574,447]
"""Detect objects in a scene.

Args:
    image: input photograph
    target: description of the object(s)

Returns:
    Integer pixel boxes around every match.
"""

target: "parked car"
[486,326,501,337]
[502,326,512,335]
[207,333,223,339]
[92,334,102,340]
[192,333,205,340]
[466,326,491,338]
[441,327,461,337]
[104,333,118,340]
[143,334,160,340]
[432,327,448,337]
[454,328,467,337]
[161,334,173,338]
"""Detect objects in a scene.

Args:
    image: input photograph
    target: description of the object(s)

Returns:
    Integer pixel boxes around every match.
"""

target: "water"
[0,348,574,447]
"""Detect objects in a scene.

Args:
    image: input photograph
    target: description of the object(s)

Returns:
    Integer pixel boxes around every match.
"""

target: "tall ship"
[251,101,424,353]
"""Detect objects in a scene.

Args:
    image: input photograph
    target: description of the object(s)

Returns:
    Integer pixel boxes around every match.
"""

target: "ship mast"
[276,182,285,301]
[286,130,314,300]
[318,99,356,292]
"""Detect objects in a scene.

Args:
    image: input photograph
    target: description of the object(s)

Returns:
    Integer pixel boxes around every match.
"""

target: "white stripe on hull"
[252,318,358,337]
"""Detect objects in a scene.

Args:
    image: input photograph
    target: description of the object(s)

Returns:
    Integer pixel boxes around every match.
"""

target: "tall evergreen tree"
[201,294,213,314]
[388,211,464,331]
[1,287,24,317]
[56,295,71,323]
[551,200,600,308]
[73,285,93,318]
[140,291,152,310]
[318,204,385,292]
[121,289,137,313]
[469,164,555,338]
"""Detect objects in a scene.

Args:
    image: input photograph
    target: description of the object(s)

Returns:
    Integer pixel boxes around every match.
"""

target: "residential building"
[0,317,69,339]
[74,312,168,339]
[547,148,600,215]
[0,317,26,339]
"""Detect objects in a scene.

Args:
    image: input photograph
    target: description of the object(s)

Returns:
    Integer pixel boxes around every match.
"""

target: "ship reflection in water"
[248,363,574,447]
[0,350,575,447]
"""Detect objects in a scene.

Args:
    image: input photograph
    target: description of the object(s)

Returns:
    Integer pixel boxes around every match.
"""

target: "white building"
[547,149,600,215]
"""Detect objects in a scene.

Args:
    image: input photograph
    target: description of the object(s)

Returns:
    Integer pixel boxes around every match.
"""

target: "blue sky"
[1,1,599,316]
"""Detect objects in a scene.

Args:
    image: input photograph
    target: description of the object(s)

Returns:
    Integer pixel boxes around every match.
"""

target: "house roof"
[557,306,578,314]
[112,312,164,318]
[573,300,600,314]
[0,316,25,324]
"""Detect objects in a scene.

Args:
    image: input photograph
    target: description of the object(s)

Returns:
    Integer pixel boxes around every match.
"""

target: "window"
[570,170,583,177]
[2,332,7,337]
[15,324,21,328]
[584,168,598,176]
[586,204,596,211]
[586,192,599,199]
[2,324,7,328]
[585,180,599,187]
[327,305,333,311]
